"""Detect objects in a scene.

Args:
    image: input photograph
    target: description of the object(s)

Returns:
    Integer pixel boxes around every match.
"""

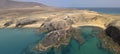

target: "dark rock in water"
[105,20,120,45]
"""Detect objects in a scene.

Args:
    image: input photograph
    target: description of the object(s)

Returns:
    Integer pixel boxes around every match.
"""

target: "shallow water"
[24,26,114,54]
[0,28,44,54]
[0,27,114,54]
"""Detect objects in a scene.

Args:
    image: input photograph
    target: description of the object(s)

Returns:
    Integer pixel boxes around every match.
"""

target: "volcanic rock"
[105,20,120,45]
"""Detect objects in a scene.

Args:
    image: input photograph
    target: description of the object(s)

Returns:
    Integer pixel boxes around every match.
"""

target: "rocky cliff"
[105,20,120,45]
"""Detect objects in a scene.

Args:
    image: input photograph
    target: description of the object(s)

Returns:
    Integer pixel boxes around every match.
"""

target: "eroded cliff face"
[98,20,120,54]
[105,20,120,45]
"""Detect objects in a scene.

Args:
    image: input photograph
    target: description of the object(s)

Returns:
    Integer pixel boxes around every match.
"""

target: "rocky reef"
[34,16,84,52]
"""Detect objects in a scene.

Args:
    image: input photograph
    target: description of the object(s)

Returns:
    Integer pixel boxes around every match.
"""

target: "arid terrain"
[0,0,120,29]
[0,8,120,29]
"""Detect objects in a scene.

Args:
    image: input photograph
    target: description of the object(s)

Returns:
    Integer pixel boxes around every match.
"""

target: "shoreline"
[0,8,120,54]
[0,8,120,29]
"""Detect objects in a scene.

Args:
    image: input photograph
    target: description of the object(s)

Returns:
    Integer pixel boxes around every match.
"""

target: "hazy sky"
[15,0,120,7]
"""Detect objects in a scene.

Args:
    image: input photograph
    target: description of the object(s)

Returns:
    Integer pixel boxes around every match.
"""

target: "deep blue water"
[76,8,120,14]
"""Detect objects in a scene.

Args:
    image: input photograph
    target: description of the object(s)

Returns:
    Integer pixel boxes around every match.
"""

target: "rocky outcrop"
[98,20,120,54]
[35,17,84,51]
[4,21,13,27]
[105,20,120,45]
[36,28,72,51]
[0,7,119,28]
[16,19,38,27]
[39,18,71,33]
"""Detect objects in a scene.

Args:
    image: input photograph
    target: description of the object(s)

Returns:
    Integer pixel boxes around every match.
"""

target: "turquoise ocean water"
[0,27,114,54]
[25,26,113,54]
[0,28,44,54]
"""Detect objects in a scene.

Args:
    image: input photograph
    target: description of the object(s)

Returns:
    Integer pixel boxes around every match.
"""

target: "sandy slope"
[0,8,119,29]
